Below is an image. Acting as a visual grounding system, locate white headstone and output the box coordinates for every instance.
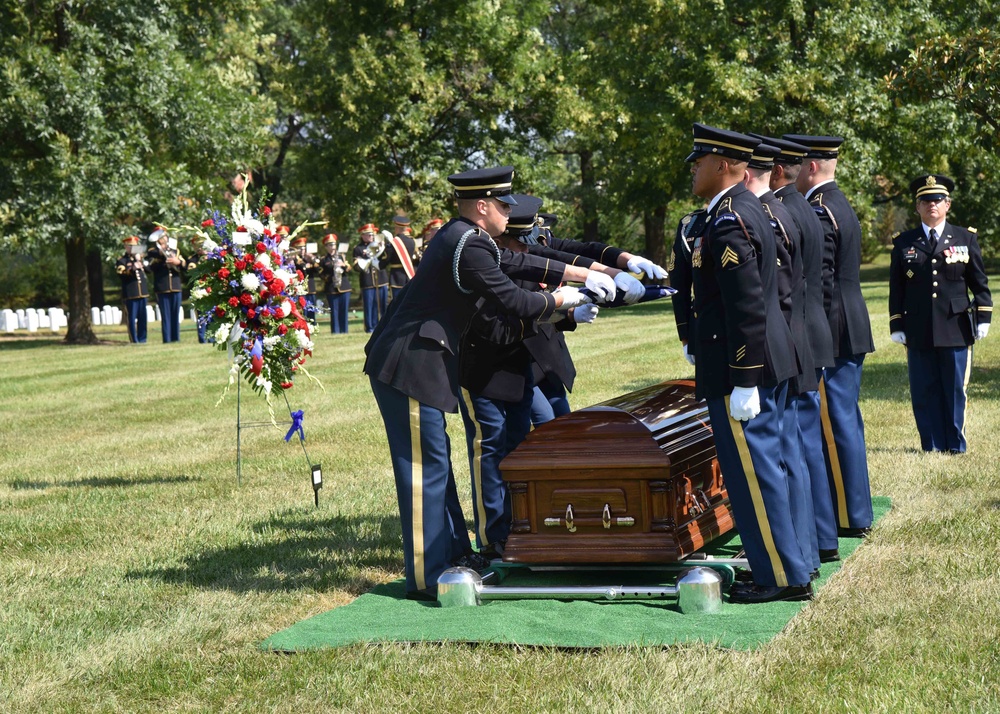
[1,309,14,332]
[154,304,162,322]
[16,309,26,329]
[177,306,185,323]
[190,307,197,321]
[101,305,114,326]
[25,310,39,332]
[91,306,101,324]
[36,309,50,329]
[146,304,157,322]
[48,308,61,332]
[112,306,122,325]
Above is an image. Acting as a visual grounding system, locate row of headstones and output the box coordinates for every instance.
[0,306,188,333]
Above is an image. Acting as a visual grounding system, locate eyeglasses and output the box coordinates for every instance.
[918,196,947,204]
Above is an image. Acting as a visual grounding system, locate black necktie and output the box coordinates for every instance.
[928,227,938,251]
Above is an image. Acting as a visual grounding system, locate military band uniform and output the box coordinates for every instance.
[320,250,352,334]
[364,169,561,599]
[686,125,810,595]
[147,243,186,343]
[115,242,149,344]
[355,241,389,333]
[384,231,417,301]
[292,248,320,325]
[889,176,992,453]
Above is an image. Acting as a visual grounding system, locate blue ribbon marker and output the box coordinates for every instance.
[285,409,305,442]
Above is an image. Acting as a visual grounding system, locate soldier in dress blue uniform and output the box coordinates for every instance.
[354,223,389,333]
[363,166,596,600]
[115,235,149,344]
[745,142,821,577]
[146,228,187,343]
[383,214,418,301]
[319,233,352,334]
[889,174,992,453]
[786,134,876,538]
[759,134,842,563]
[669,207,707,367]
[684,124,812,603]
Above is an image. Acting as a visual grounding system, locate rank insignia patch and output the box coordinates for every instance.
[907,269,914,278]
[720,245,740,268]
[736,345,746,361]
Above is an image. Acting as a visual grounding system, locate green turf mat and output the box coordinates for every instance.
[262,496,890,651]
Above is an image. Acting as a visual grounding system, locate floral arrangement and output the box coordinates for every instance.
[172,187,322,401]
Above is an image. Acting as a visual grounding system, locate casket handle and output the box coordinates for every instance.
[565,503,576,532]
[603,503,612,529]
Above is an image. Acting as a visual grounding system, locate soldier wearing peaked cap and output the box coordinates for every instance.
[354,223,389,332]
[364,165,601,600]
[290,233,319,325]
[319,233,352,334]
[146,227,187,343]
[787,133,875,538]
[115,235,149,344]
[684,123,812,604]
[889,174,991,453]
[383,215,418,301]
[745,141,821,576]
[756,133,841,562]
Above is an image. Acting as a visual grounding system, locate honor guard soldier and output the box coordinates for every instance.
[383,214,418,300]
[746,142,821,576]
[186,235,209,343]
[354,223,389,333]
[115,235,149,344]
[757,134,841,562]
[889,175,992,453]
[669,208,708,367]
[146,227,187,343]
[290,233,319,325]
[364,165,597,600]
[319,233,352,334]
[786,133,876,538]
[684,124,812,603]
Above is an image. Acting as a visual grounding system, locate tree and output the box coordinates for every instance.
[0,1,273,343]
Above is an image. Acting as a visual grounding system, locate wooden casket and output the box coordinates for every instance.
[500,380,733,564]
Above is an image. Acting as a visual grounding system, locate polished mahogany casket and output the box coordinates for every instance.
[500,380,733,564]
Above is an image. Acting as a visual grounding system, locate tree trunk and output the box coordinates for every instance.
[579,149,599,242]
[643,206,667,266]
[87,246,105,308]
[64,235,98,344]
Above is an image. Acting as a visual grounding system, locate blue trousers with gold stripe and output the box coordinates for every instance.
[820,355,874,530]
[797,381,839,551]
[782,392,820,572]
[907,345,971,453]
[707,382,811,588]
[370,377,472,594]
[458,381,533,549]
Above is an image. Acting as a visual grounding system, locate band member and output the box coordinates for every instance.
[146,227,186,343]
[115,235,149,343]
[186,235,209,343]
[889,174,992,453]
[354,224,389,332]
[290,233,319,325]
[320,233,352,334]
[383,214,418,300]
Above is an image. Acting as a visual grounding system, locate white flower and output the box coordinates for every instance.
[263,335,282,348]
[245,218,265,236]
[191,287,208,300]
[277,239,290,254]
[241,273,261,291]
[274,269,294,285]
[214,323,232,343]
[294,329,313,351]
[255,375,272,394]
[255,252,271,268]
[202,237,219,251]
[232,231,252,246]
[280,300,293,317]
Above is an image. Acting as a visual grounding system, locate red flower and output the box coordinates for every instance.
[278,324,288,335]
[235,259,246,271]
[239,321,246,328]
[259,289,269,300]
[269,279,285,294]
[262,206,272,217]
[256,242,267,253]
[247,308,256,319]
[262,269,274,281]
[280,381,293,389]
[273,308,284,319]
[240,293,254,306]
[293,319,307,331]
[214,306,226,317]
[296,270,305,282]
[217,268,230,279]
[201,219,214,228]
[228,297,239,307]
[237,225,246,232]
[298,296,306,308]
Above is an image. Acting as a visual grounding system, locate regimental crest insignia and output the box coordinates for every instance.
[926,175,937,187]
[720,245,740,268]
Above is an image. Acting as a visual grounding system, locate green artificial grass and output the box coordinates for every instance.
[263,498,890,651]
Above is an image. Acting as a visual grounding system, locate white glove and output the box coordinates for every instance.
[370,256,380,270]
[553,285,590,310]
[614,272,646,304]
[890,331,907,346]
[977,323,990,340]
[683,343,695,365]
[380,229,393,242]
[584,270,617,303]
[572,304,599,324]
[729,386,760,422]
[627,256,668,280]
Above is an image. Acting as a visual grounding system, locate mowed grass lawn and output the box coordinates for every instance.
[2,256,1000,713]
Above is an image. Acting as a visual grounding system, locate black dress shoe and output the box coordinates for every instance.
[819,548,840,562]
[405,587,438,602]
[728,583,813,604]
[837,526,871,538]
[810,569,820,582]
[733,568,754,584]
[452,551,492,573]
